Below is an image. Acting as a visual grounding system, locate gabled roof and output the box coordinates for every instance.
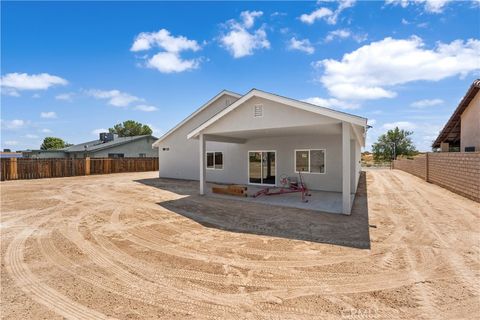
[187,89,368,140]
[66,135,156,152]
[152,90,241,147]
[23,135,156,154]
[432,79,480,148]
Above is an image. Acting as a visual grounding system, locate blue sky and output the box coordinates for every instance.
[1,0,479,151]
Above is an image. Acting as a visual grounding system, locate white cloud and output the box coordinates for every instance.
[220,11,270,58]
[410,98,444,108]
[1,87,20,97]
[385,0,451,13]
[134,104,158,112]
[4,140,19,146]
[302,97,360,110]
[0,73,67,91]
[40,111,57,119]
[367,119,376,126]
[382,121,416,130]
[146,123,163,137]
[25,134,39,139]
[131,28,200,53]
[91,128,108,136]
[325,29,351,42]
[131,29,202,73]
[300,0,356,25]
[316,36,480,100]
[86,89,142,107]
[300,7,333,24]
[401,18,410,25]
[55,92,75,101]
[288,37,315,54]
[32,93,41,99]
[40,128,52,133]
[147,52,200,73]
[240,10,264,28]
[1,119,26,130]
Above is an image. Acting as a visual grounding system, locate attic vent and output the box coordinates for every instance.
[254,104,263,118]
[225,98,231,106]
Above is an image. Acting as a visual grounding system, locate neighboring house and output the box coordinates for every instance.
[153,89,367,214]
[22,133,158,158]
[433,79,480,152]
[0,151,22,158]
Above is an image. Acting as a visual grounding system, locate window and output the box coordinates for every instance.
[206,152,223,170]
[139,153,146,158]
[108,153,124,158]
[295,149,325,174]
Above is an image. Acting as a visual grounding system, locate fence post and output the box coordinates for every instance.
[9,158,18,180]
[425,152,429,182]
[85,157,90,175]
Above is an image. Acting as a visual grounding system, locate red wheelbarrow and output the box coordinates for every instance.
[252,172,311,202]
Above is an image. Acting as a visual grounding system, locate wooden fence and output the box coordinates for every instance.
[0,157,158,181]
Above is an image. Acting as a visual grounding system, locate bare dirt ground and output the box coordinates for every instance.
[1,169,479,319]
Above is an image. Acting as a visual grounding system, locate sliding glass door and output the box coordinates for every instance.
[248,151,276,185]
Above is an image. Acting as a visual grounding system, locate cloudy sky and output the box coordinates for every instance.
[1,1,479,151]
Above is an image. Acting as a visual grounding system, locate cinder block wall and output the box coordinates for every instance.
[393,155,426,180]
[427,152,480,202]
[393,152,480,202]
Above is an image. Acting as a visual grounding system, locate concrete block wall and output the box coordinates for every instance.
[393,155,426,180]
[393,152,480,202]
[427,152,480,202]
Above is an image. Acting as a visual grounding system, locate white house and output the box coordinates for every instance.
[153,89,367,214]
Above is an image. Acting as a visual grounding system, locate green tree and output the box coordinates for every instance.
[372,127,417,162]
[109,120,152,137]
[40,137,70,150]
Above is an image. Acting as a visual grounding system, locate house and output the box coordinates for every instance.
[432,79,480,152]
[22,133,158,159]
[153,89,367,214]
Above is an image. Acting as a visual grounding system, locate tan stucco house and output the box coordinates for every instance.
[153,89,368,214]
[433,79,480,152]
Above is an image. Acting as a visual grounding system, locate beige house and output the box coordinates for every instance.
[433,79,480,152]
[153,89,368,214]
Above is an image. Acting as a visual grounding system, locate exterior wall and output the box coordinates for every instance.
[22,151,67,158]
[204,134,344,192]
[90,136,158,158]
[393,155,426,180]
[461,93,480,152]
[393,152,479,202]
[427,152,479,202]
[157,93,240,180]
[204,96,339,135]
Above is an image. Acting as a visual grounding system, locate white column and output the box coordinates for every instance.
[199,133,206,195]
[342,122,351,214]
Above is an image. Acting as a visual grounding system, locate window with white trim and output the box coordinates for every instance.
[295,149,325,174]
[207,152,223,169]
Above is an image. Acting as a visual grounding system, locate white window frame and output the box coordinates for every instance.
[206,151,224,170]
[294,149,326,174]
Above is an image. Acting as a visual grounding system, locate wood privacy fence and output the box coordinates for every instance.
[0,157,159,181]
[393,152,480,202]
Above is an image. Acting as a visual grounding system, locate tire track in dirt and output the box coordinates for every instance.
[5,215,112,320]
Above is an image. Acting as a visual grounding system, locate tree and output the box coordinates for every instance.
[372,127,417,162]
[40,137,70,150]
[109,120,152,137]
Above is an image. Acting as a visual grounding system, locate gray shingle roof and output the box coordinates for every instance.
[64,135,154,152]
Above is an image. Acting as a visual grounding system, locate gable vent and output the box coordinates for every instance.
[254,104,263,118]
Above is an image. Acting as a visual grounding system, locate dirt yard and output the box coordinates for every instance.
[1,170,479,319]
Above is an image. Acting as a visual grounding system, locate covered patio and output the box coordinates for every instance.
[186,90,366,215]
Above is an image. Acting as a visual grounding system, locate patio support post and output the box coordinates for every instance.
[342,121,352,214]
[199,133,206,195]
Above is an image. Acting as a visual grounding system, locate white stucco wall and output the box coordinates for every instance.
[157,93,240,180]
[461,92,480,152]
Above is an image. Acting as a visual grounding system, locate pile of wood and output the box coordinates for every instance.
[212,185,248,197]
